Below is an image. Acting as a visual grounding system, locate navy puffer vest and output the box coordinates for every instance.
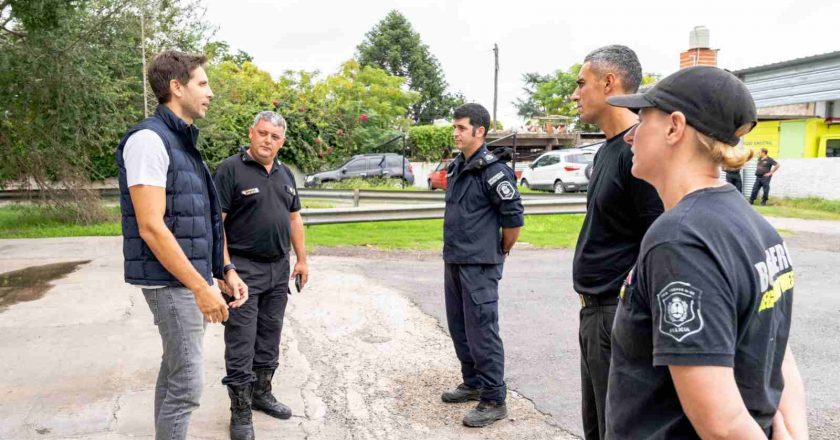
[116,105,224,286]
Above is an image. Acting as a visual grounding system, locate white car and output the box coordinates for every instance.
[519,148,594,193]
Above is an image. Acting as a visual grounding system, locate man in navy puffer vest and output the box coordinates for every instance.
[116,49,249,440]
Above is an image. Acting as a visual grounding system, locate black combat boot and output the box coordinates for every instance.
[441,383,481,403]
[463,400,508,427]
[227,383,255,440]
[252,368,292,419]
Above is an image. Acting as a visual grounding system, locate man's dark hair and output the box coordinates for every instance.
[453,103,491,136]
[584,45,643,93]
[148,50,208,104]
[760,147,768,154]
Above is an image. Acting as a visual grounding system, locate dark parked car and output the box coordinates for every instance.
[304,153,415,187]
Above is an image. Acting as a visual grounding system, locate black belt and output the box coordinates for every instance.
[229,249,286,263]
[578,293,619,308]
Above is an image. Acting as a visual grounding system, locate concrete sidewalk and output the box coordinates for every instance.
[0,237,572,440]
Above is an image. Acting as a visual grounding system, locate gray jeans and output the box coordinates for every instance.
[142,287,206,440]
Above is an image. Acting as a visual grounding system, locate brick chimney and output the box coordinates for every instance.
[680,26,718,68]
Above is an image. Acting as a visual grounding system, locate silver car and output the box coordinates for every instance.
[519,148,594,193]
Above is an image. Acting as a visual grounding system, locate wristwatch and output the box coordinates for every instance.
[223,263,237,274]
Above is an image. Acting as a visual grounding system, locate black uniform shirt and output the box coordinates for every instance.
[755,156,778,176]
[573,128,664,296]
[213,148,301,261]
[606,185,793,439]
[443,144,524,264]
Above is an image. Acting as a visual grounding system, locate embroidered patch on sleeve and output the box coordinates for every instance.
[657,282,703,342]
[496,181,516,200]
[487,171,505,186]
[285,185,296,196]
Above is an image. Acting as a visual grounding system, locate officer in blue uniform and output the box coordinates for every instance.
[440,103,524,428]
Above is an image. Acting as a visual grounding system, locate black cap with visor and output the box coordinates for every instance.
[607,66,757,145]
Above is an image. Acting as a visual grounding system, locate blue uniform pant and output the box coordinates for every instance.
[444,263,506,403]
[222,254,290,387]
[750,175,771,204]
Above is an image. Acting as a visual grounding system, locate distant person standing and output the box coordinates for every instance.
[750,148,780,205]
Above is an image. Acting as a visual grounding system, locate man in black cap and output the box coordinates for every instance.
[569,45,664,440]
[605,65,807,440]
[213,111,309,440]
[750,148,780,205]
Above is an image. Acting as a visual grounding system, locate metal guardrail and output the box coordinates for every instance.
[298,188,578,203]
[0,187,579,202]
[0,188,587,225]
[0,188,120,200]
[300,198,587,225]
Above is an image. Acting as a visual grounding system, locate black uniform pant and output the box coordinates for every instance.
[222,254,290,387]
[725,171,743,193]
[579,295,618,440]
[750,175,771,205]
[444,263,506,403]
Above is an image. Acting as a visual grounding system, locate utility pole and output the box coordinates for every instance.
[492,43,499,131]
[140,8,149,118]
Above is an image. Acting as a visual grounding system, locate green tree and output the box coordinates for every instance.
[514,65,661,133]
[199,59,417,174]
[356,10,462,124]
[0,0,210,222]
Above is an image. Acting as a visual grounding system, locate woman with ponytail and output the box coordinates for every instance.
[601,66,808,440]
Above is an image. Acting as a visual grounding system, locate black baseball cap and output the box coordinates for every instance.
[607,66,757,145]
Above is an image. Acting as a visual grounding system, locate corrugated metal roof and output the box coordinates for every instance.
[735,51,840,108]
[733,50,840,75]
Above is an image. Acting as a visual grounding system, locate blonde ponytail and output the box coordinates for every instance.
[694,123,755,169]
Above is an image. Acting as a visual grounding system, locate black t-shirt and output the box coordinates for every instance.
[572,128,664,296]
[213,149,301,261]
[755,156,778,176]
[606,185,794,439]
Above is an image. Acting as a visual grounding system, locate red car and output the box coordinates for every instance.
[428,158,453,190]
[427,158,523,191]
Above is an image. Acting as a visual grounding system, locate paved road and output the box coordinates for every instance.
[349,226,840,439]
[0,238,571,440]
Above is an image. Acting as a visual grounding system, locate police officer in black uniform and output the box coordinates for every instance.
[213,111,310,440]
[750,148,781,205]
[605,66,807,439]
[440,103,524,428]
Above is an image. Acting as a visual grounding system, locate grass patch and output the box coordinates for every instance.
[754,197,840,221]
[0,204,121,239]
[306,214,585,250]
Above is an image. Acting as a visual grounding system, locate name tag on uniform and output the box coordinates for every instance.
[487,171,505,186]
[241,188,259,196]
[285,185,296,196]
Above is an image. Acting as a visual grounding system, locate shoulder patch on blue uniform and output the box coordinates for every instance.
[285,185,296,196]
[487,171,505,186]
[484,153,494,161]
[496,181,516,200]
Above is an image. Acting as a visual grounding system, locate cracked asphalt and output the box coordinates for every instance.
[0,237,571,439]
[0,216,836,439]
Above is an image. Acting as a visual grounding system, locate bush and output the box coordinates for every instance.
[318,177,407,190]
[408,125,453,161]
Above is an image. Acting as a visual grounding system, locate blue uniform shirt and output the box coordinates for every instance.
[443,144,525,264]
